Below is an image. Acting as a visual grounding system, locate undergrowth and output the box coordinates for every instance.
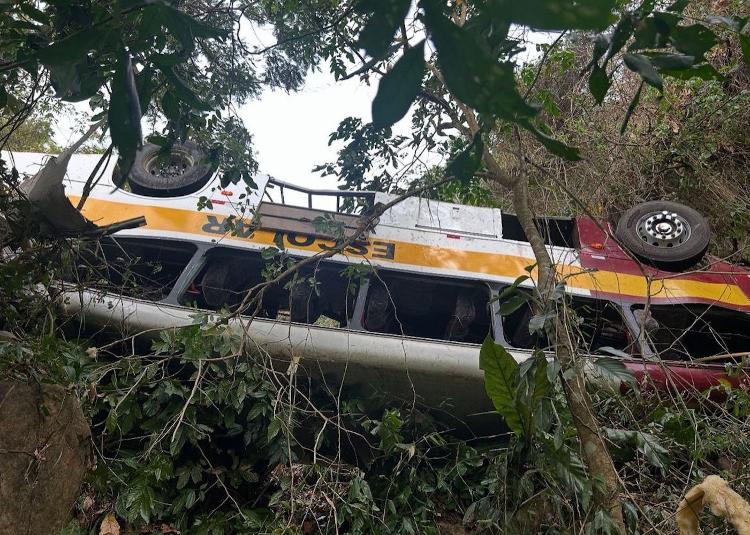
[3,311,750,535]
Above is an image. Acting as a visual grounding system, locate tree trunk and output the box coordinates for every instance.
[510,177,626,533]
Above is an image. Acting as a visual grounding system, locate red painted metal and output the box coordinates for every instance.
[622,359,750,399]
[575,216,750,310]
[575,215,750,397]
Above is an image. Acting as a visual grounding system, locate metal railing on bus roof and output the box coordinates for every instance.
[263,177,375,214]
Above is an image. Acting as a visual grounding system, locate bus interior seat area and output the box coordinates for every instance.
[184,248,358,328]
[634,304,750,360]
[362,272,491,343]
[76,238,196,300]
[75,238,750,362]
[183,248,492,343]
[502,294,636,356]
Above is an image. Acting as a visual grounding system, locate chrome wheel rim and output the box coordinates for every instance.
[636,210,691,248]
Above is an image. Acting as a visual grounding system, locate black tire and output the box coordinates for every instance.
[615,200,711,270]
[120,142,216,197]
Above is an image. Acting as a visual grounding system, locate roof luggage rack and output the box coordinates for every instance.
[257,178,376,239]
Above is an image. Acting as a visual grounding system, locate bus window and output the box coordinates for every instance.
[502,293,634,356]
[76,238,196,300]
[571,299,634,356]
[183,248,359,327]
[501,295,545,350]
[634,304,750,360]
[363,271,491,343]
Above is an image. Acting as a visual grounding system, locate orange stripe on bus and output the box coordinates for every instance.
[72,197,750,308]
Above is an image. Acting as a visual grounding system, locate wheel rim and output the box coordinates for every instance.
[144,150,193,183]
[635,210,691,248]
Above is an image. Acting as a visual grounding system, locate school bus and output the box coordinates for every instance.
[14,144,750,425]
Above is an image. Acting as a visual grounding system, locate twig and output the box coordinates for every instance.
[170,358,204,445]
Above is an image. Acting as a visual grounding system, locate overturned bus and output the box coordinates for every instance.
[13,144,750,424]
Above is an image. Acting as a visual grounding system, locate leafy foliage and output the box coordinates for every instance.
[3,1,750,534]
[372,40,426,129]
[0,0,353,187]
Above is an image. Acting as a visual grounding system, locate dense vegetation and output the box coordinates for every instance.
[1,0,750,533]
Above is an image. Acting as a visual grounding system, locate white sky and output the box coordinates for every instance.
[236,28,554,190]
[239,68,378,189]
[52,25,554,192]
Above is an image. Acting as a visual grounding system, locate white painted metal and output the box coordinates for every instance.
[60,288,522,419]
[5,150,268,216]
[8,151,588,293]
[59,289,614,420]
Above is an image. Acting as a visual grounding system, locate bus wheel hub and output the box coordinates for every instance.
[637,211,691,248]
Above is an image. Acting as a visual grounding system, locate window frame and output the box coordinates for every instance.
[492,283,641,358]
[628,302,750,361]
[179,244,365,328]
[74,235,203,304]
[355,267,496,345]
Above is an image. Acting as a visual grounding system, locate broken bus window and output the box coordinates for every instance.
[75,238,196,300]
[363,270,491,343]
[183,247,359,328]
[634,304,750,360]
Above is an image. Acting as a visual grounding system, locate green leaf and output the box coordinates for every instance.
[356,0,411,59]
[19,3,49,24]
[605,429,669,471]
[624,53,663,90]
[498,293,529,316]
[48,60,104,102]
[528,311,554,335]
[488,0,617,31]
[604,13,635,63]
[630,13,678,51]
[151,52,185,66]
[0,86,6,109]
[670,24,717,60]
[423,2,537,121]
[740,34,750,71]
[592,357,636,386]
[106,408,118,433]
[157,64,211,111]
[446,132,484,183]
[498,275,530,301]
[646,53,695,70]
[589,64,610,104]
[372,40,425,129]
[153,3,227,53]
[636,431,669,471]
[542,439,592,509]
[479,336,521,434]
[620,81,644,135]
[666,0,689,12]
[36,26,111,66]
[136,67,155,112]
[522,121,581,160]
[546,359,561,383]
[530,352,550,408]
[267,418,281,442]
[161,90,180,121]
[586,33,610,70]
[109,50,143,178]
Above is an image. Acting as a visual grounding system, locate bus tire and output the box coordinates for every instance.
[121,142,216,197]
[615,200,711,270]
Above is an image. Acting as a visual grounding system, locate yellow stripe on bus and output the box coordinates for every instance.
[72,197,750,308]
